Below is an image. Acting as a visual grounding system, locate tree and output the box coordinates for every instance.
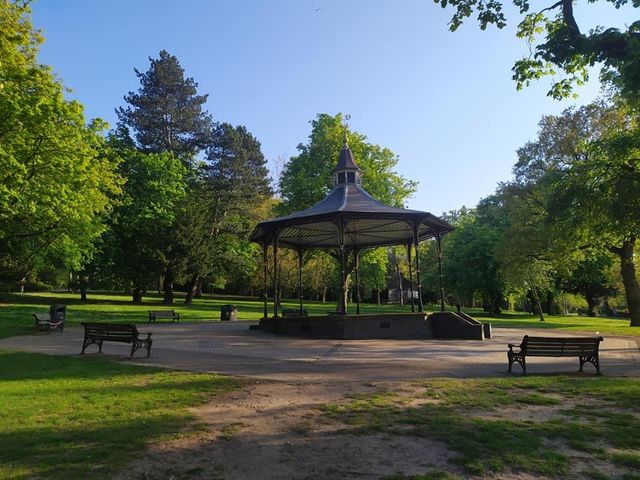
[100,147,187,302]
[511,100,640,325]
[177,123,273,304]
[0,0,120,284]
[116,50,213,163]
[303,253,337,302]
[359,249,389,305]
[279,113,416,215]
[447,201,509,314]
[560,249,617,317]
[116,50,216,303]
[436,0,640,100]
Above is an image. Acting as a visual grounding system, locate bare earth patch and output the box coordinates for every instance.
[116,380,460,480]
[117,379,640,480]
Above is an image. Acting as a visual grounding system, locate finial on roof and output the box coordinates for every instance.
[342,114,351,148]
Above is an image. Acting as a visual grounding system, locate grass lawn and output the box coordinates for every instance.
[469,308,640,337]
[1,291,639,339]
[323,376,640,479]
[0,291,416,339]
[0,350,242,480]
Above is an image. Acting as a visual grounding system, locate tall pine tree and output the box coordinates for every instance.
[116,50,213,164]
[116,50,214,304]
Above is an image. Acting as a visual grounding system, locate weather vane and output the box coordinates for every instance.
[342,114,351,142]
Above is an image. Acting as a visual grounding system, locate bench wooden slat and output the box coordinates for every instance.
[148,310,180,323]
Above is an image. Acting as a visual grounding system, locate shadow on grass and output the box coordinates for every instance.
[0,351,242,480]
[0,415,190,479]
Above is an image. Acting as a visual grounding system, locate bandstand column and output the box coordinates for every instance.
[413,224,424,312]
[262,242,268,319]
[338,219,347,315]
[355,247,361,314]
[407,241,415,313]
[436,231,445,312]
[272,232,279,318]
[297,248,304,316]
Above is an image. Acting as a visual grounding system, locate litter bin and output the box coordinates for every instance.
[49,304,67,323]
[220,305,238,321]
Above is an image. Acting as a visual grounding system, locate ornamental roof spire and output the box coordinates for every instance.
[333,132,361,186]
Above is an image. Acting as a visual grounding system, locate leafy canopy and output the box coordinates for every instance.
[0,0,120,280]
[278,113,417,215]
[436,0,640,100]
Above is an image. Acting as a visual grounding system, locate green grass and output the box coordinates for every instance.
[0,350,243,480]
[1,291,639,340]
[470,308,640,336]
[0,291,417,339]
[322,377,640,478]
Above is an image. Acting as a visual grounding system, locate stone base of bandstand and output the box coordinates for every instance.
[257,312,433,339]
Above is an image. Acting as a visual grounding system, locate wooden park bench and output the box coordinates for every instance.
[508,335,603,375]
[33,304,67,332]
[81,323,152,359]
[148,310,180,323]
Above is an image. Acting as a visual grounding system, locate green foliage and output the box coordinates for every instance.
[359,248,389,300]
[0,351,241,479]
[559,249,618,315]
[0,0,120,283]
[98,146,187,295]
[422,205,508,313]
[278,113,416,215]
[116,49,213,162]
[436,0,640,100]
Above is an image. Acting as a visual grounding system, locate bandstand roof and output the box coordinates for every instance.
[249,140,453,249]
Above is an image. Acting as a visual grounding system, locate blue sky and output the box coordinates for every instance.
[32,0,633,214]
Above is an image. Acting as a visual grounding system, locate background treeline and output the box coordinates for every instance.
[1,2,638,326]
[419,100,640,325]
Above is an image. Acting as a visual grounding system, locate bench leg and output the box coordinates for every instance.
[130,342,138,359]
[81,338,100,354]
[146,340,152,358]
[580,354,601,375]
[508,352,526,374]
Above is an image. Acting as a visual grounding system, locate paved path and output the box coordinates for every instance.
[1,321,638,381]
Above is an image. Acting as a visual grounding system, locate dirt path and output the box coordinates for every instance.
[117,380,458,480]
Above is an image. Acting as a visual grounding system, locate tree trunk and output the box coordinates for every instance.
[321,286,327,303]
[531,288,545,322]
[611,238,640,326]
[132,287,143,304]
[184,274,199,305]
[195,277,203,298]
[163,269,174,305]
[586,292,598,317]
[79,277,88,302]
